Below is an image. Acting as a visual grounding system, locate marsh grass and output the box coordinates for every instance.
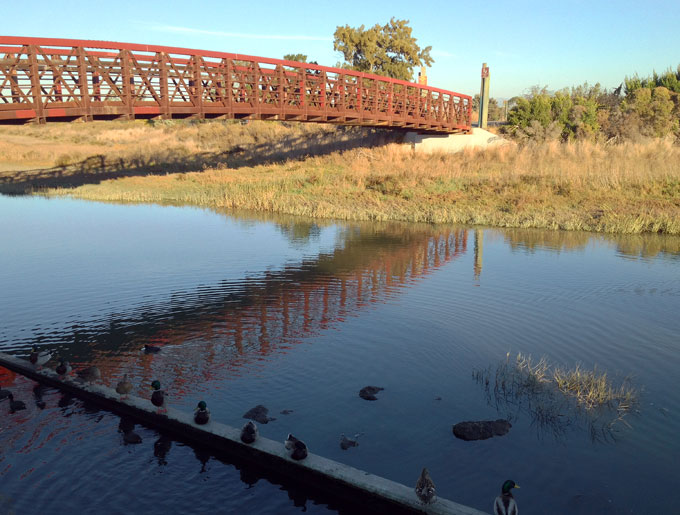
[473,353,639,442]
[2,121,680,235]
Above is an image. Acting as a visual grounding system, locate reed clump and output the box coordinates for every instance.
[553,365,637,411]
[2,120,680,235]
[474,353,639,441]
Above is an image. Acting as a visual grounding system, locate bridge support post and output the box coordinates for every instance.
[28,45,45,123]
[159,52,169,119]
[478,63,490,129]
[77,47,92,121]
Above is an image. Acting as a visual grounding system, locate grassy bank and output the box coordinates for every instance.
[2,121,679,234]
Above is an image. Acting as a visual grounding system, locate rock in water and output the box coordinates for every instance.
[452,419,512,441]
[359,386,384,401]
[243,404,276,424]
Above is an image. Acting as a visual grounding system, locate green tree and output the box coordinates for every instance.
[333,18,433,81]
[625,86,676,137]
[283,54,308,63]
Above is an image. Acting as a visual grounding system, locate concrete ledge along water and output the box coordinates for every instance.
[0,352,488,515]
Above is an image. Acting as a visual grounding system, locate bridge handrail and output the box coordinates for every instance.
[0,36,472,132]
[0,36,467,96]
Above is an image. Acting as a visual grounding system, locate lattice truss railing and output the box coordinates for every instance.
[0,37,472,133]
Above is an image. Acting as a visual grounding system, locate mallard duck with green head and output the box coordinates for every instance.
[150,380,166,413]
[494,480,520,515]
[194,401,210,425]
[29,345,51,369]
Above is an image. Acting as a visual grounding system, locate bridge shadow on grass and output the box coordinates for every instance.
[0,126,403,195]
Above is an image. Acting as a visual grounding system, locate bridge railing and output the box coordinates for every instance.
[0,37,471,133]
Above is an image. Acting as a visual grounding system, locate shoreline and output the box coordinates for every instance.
[2,121,679,236]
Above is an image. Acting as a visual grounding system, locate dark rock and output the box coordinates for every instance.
[452,419,512,441]
[280,409,294,415]
[359,386,384,401]
[243,404,276,424]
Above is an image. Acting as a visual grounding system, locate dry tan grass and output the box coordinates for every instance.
[2,120,679,234]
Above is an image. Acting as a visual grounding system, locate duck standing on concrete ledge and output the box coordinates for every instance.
[56,358,72,376]
[415,468,436,504]
[284,434,308,460]
[241,421,258,443]
[494,480,520,515]
[76,366,101,384]
[150,380,167,413]
[194,401,210,425]
[116,374,133,400]
[29,346,51,369]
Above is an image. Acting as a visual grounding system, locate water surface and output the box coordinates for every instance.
[1,196,679,514]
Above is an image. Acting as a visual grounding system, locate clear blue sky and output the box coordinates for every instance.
[3,0,679,99]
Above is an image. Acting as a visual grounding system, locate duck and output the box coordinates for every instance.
[339,433,360,450]
[7,393,26,413]
[143,344,162,354]
[415,467,436,504]
[150,380,166,413]
[194,401,210,425]
[240,421,258,444]
[55,358,72,376]
[76,366,101,383]
[493,480,520,515]
[115,374,133,400]
[284,434,308,460]
[29,346,51,369]
[0,389,11,401]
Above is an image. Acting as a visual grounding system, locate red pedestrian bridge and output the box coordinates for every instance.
[0,36,472,133]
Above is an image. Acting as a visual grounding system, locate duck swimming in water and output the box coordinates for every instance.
[494,480,520,515]
[29,346,51,369]
[240,421,258,444]
[7,393,26,413]
[415,468,436,504]
[116,374,133,400]
[143,345,162,354]
[194,401,210,425]
[150,380,166,413]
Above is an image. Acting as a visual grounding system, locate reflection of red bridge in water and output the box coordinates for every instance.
[90,228,469,397]
[0,37,471,134]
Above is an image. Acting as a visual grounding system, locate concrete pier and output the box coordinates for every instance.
[0,352,488,515]
[404,128,512,154]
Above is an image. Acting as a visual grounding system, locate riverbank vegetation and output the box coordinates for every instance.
[1,119,679,235]
[501,65,680,143]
